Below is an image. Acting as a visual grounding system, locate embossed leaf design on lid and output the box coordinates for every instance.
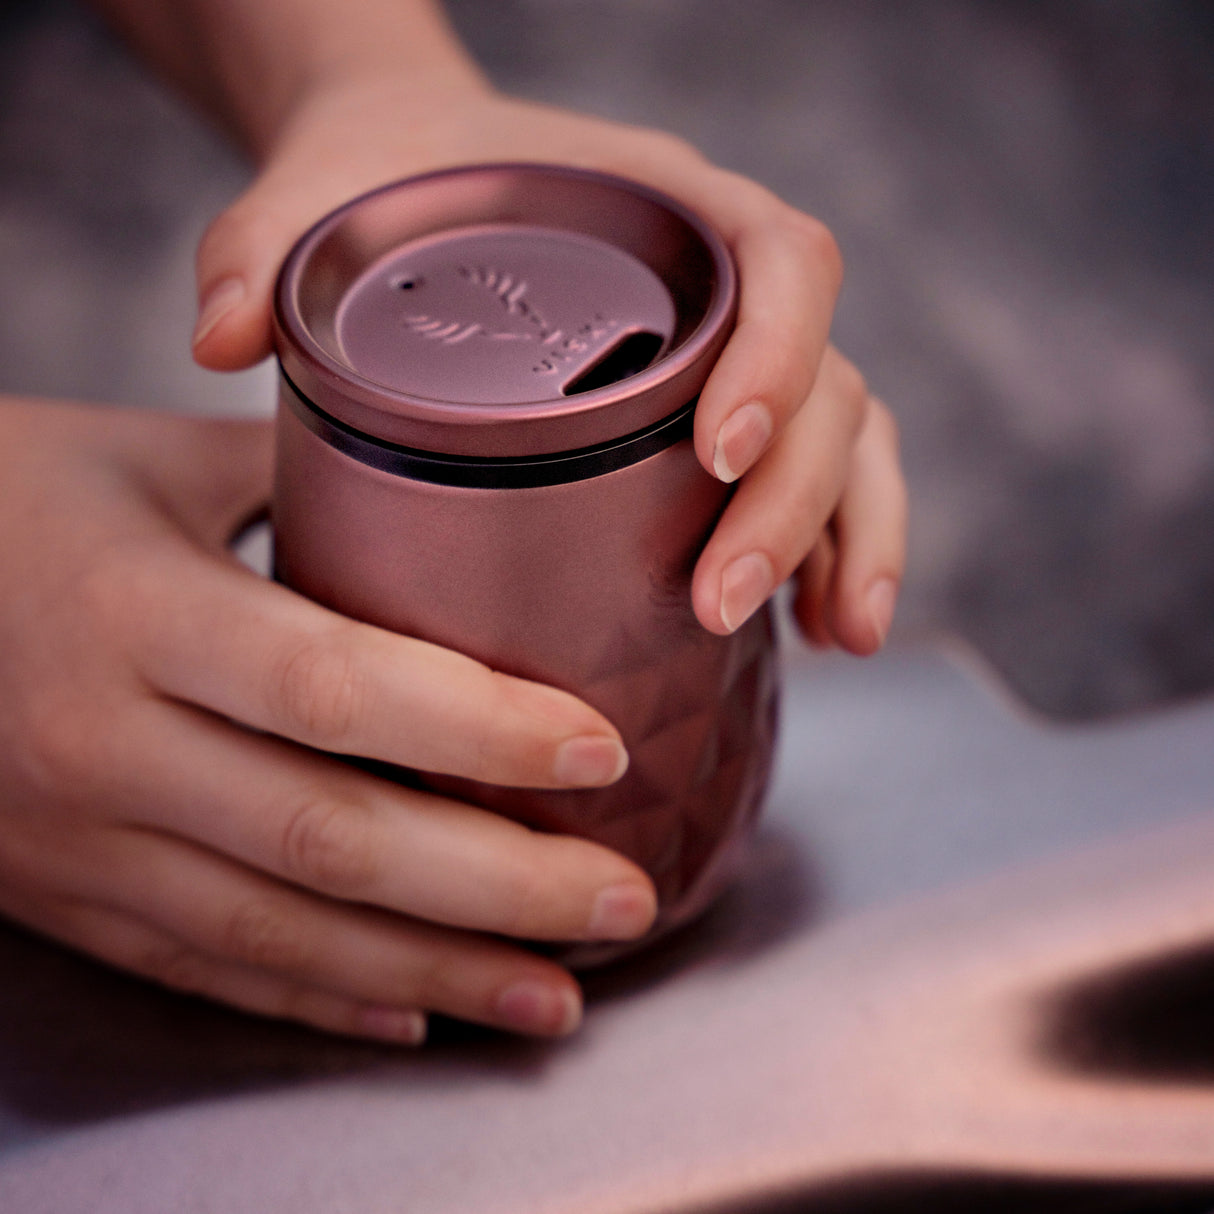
[336,224,676,406]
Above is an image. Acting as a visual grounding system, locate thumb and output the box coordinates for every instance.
[191,182,312,372]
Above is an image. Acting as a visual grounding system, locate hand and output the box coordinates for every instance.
[0,396,656,1042]
[190,78,907,651]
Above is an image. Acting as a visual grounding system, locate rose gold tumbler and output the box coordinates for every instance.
[272,164,778,959]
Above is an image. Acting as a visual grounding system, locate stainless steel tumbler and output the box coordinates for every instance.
[272,164,778,958]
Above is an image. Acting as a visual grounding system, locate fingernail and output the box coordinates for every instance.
[588,883,656,940]
[719,551,775,633]
[494,981,582,1036]
[866,576,899,648]
[712,401,773,483]
[357,1006,428,1045]
[192,277,245,349]
[553,735,629,787]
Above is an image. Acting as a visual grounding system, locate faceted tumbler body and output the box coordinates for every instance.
[272,164,780,956]
[273,396,778,947]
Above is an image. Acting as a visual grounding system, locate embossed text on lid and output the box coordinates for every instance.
[335,224,676,406]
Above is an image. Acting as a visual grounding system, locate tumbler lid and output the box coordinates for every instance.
[274,164,736,458]
[337,224,676,407]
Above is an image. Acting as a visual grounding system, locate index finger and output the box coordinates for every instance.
[696,187,842,484]
[119,543,629,791]
[626,161,843,484]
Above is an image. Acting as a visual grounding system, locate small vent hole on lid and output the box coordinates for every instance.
[563,331,665,396]
[393,276,423,291]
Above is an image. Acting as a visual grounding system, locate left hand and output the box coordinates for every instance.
[190,76,906,652]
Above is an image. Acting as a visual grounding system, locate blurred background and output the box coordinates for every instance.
[2,0,1212,720]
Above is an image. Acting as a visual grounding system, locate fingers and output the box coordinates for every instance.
[692,346,858,630]
[692,349,905,651]
[188,101,903,658]
[29,676,652,1041]
[690,180,843,485]
[190,88,419,372]
[794,397,907,654]
[191,197,294,370]
[676,168,905,652]
[0,398,655,1043]
[190,105,349,371]
[58,840,584,1039]
[120,544,629,791]
[63,907,430,1044]
[576,151,844,491]
[105,697,656,944]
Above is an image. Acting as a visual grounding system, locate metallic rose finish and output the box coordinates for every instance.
[335,224,678,406]
[272,164,778,956]
[275,163,734,457]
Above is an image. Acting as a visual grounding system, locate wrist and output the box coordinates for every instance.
[90,0,492,163]
[249,0,494,160]
[258,66,499,185]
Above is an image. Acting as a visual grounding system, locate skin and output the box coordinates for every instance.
[0,0,907,1043]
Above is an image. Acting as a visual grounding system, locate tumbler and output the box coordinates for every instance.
[272,164,779,958]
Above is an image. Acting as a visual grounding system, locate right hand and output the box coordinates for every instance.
[0,395,655,1043]
[193,81,906,654]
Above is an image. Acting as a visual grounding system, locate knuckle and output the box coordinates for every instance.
[222,898,306,973]
[632,126,703,167]
[474,672,556,782]
[279,793,377,894]
[72,542,151,644]
[274,986,343,1036]
[15,695,76,791]
[780,210,844,288]
[195,212,233,271]
[365,936,446,1010]
[406,950,449,1002]
[659,132,702,166]
[195,202,268,274]
[141,943,210,996]
[272,631,365,748]
[799,480,842,545]
[837,355,869,405]
[72,549,123,622]
[782,460,847,553]
[868,396,902,453]
[494,868,551,938]
[836,362,871,440]
[810,349,869,450]
[16,693,112,801]
[492,839,584,938]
